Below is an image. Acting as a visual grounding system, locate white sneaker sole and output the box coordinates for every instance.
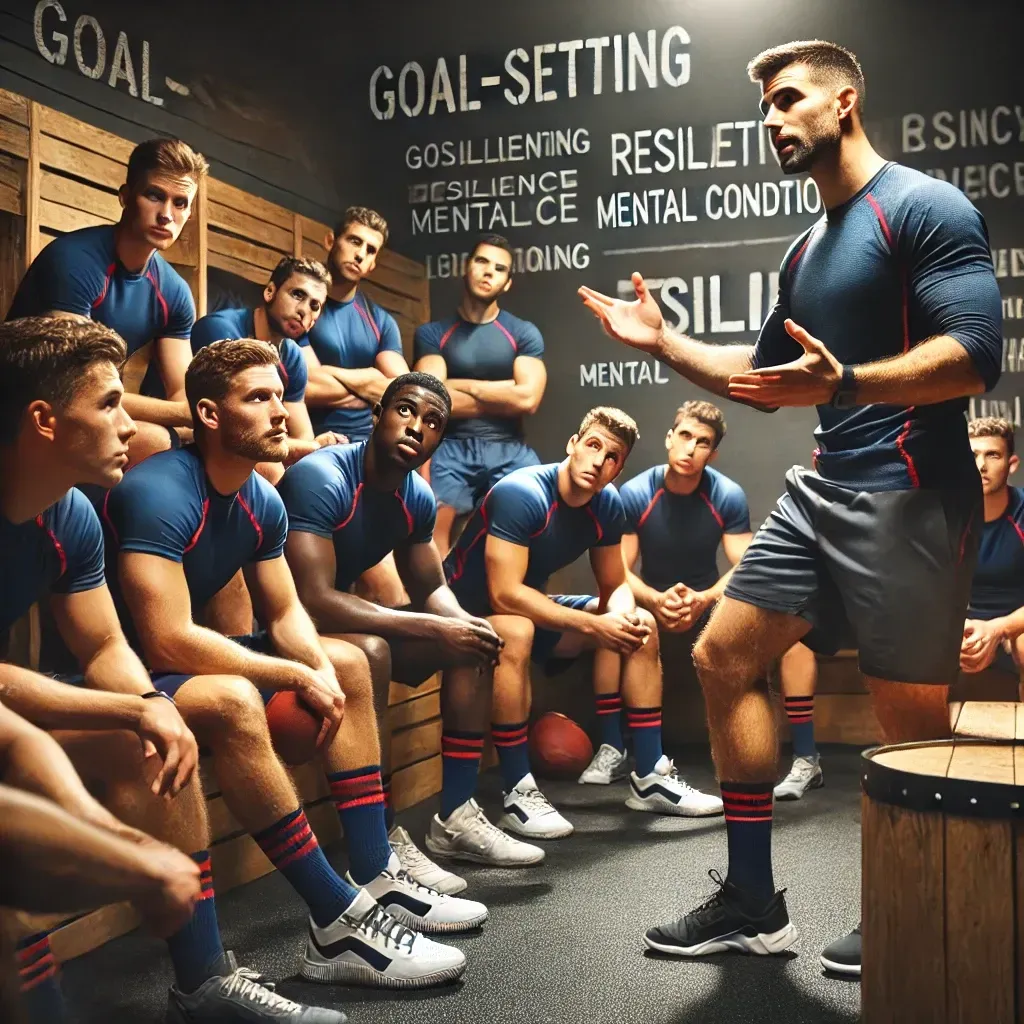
[625,794,724,818]
[578,769,630,785]
[300,952,466,989]
[499,812,574,839]
[644,921,799,957]
[383,902,488,934]
[425,834,546,867]
[774,773,825,801]
[819,953,861,976]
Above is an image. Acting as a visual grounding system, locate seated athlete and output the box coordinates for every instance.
[301,206,412,607]
[445,406,716,838]
[100,340,483,989]
[7,139,207,466]
[961,417,1024,696]
[279,372,543,884]
[413,233,546,554]
[0,316,345,1023]
[189,255,345,485]
[618,401,819,802]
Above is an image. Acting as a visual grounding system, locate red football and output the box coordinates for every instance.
[266,690,329,766]
[529,712,594,778]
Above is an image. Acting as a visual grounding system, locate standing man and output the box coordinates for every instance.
[579,39,1001,973]
[301,206,411,604]
[616,401,821,800]
[445,407,722,839]
[280,372,543,885]
[960,417,1024,691]
[413,234,546,554]
[189,255,345,483]
[7,139,207,465]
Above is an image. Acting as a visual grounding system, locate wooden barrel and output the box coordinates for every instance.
[861,702,1024,1024]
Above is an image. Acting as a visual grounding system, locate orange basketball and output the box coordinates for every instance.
[266,691,329,766]
[529,712,594,778]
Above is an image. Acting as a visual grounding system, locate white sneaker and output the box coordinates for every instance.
[389,824,467,895]
[300,889,466,989]
[774,754,824,801]
[499,773,574,839]
[578,743,630,785]
[626,755,724,817]
[426,798,545,866]
[354,851,488,934]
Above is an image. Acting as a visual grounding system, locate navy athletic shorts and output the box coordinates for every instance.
[531,594,598,665]
[431,437,540,514]
[150,631,276,703]
[724,466,981,685]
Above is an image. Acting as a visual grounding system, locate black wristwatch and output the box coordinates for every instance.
[831,364,858,409]
[141,690,176,705]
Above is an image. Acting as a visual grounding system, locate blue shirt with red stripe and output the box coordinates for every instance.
[0,488,105,638]
[7,225,195,398]
[968,487,1024,620]
[413,309,544,441]
[190,306,308,403]
[301,293,403,439]
[278,441,435,591]
[754,162,1002,493]
[620,465,750,593]
[444,462,625,616]
[99,446,287,648]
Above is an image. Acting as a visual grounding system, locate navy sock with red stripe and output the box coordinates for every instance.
[595,693,625,752]
[165,852,227,994]
[382,771,395,830]
[626,706,663,776]
[721,782,775,901]
[784,695,817,757]
[254,808,358,928]
[492,720,531,791]
[440,729,484,818]
[15,932,66,1023]
[328,765,391,886]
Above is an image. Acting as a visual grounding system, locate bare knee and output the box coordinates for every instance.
[490,615,534,664]
[183,675,270,744]
[693,629,755,692]
[633,607,660,657]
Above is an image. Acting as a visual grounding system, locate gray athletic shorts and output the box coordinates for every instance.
[724,466,981,685]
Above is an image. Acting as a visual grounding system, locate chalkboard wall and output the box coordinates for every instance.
[2,0,1022,589]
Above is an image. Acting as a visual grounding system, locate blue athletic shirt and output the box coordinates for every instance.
[413,309,544,441]
[301,293,403,438]
[278,441,436,591]
[754,162,1002,493]
[99,446,287,648]
[0,489,106,636]
[444,462,625,616]
[620,465,750,593]
[968,487,1024,620]
[190,307,308,404]
[7,225,195,398]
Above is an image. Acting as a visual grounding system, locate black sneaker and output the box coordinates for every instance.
[644,870,799,956]
[820,923,861,976]
[166,951,347,1022]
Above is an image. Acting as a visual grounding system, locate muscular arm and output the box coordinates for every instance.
[851,335,987,405]
[412,354,480,418]
[656,330,757,399]
[300,346,371,409]
[590,543,636,614]
[285,400,315,443]
[121,392,192,428]
[447,356,547,417]
[486,536,599,632]
[322,350,411,404]
[286,530,448,639]
[154,337,194,404]
[395,539,473,620]
[705,531,754,601]
[620,533,663,612]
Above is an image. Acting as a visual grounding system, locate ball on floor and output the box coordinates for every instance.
[529,712,594,778]
[266,690,328,765]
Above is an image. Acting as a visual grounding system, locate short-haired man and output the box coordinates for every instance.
[413,234,546,554]
[617,401,820,801]
[0,317,344,1023]
[189,255,344,484]
[280,372,542,883]
[580,39,1001,975]
[101,341,480,991]
[7,139,208,465]
[445,407,719,838]
[961,418,1024,692]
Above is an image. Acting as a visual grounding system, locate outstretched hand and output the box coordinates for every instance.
[727,320,843,408]
[578,272,665,353]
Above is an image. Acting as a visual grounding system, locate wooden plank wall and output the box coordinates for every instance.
[0,85,441,962]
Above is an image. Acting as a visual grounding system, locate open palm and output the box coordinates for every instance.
[578,272,664,353]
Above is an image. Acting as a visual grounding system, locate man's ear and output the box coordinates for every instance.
[565,433,579,456]
[836,84,859,124]
[263,281,276,306]
[323,230,336,253]
[372,402,383,422]
[708,448,719,465]
[117,183,129,211]
[195,398,219,432]
[27,400,57,442]
[1011,453,1020,476]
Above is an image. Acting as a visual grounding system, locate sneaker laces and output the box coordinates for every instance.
[352,902,417,953]
[591,745,625,773]
[468,804,517,844]
[513,787,558,815]
[390,867,448,901]
[391,837,443,876]
[222,967,304,1013]
[656,758,700,795]
[785,757,819,783]
[686,869,731,923]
